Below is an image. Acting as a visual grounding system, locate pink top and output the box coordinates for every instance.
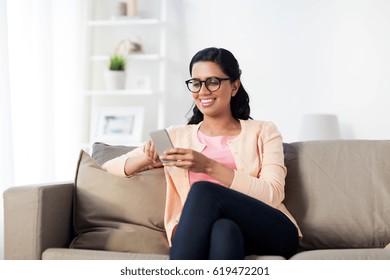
[189,131,237,187]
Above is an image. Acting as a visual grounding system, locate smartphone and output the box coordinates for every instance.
[149,129,174,162]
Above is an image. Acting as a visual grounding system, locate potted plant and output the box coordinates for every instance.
[104,55,127,90]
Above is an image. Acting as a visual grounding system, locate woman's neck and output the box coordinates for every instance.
[200,116,241,136]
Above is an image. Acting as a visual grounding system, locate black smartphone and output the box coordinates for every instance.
[149,129,174,162]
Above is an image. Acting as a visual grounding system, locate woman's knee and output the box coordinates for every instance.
[188,181,216,201]
[190,181,224,198]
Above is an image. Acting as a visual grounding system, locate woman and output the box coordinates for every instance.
[103,47,301,259]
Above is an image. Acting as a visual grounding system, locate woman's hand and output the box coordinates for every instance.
[124,139,162,175]
[161,148,235,186]
[160,148,211,173]
[140,139,163,170]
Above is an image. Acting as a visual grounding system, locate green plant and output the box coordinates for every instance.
[108,55,126,71]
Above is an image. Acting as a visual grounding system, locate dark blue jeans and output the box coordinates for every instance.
[169,181,299,260]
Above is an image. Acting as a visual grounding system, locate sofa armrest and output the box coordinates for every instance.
[3,182,74,259]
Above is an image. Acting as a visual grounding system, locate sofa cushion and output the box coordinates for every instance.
[43,248,169,260]
[91,142,134,166]
[290,248,390,260]
[284,140,390,250]
[70,150,169,254]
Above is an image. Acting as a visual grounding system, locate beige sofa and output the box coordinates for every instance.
[3,140,390,260]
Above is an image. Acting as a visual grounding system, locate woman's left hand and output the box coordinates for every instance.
[162,148,235,187]
[160,148,211,173]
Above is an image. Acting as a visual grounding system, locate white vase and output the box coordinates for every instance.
[126,0,137,17]
[104,70,126,90]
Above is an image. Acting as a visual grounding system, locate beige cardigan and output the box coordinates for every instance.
[103,119,301,245]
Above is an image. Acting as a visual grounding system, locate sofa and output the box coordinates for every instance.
[3,140,390,260]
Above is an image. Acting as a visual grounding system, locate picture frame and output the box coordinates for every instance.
[92,106,144,144]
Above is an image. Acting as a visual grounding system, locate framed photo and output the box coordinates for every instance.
[92,106,144,144]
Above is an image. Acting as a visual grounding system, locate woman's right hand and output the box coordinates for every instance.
[124,139,163,176]
[140,139,163,170]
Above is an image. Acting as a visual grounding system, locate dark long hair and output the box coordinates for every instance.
[187,47,251,124]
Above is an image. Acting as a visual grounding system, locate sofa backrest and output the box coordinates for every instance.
[283,140,390,250]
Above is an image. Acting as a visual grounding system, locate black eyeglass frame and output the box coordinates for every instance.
[185,77,233,93]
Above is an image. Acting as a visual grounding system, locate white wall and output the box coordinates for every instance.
[165,0,390,142]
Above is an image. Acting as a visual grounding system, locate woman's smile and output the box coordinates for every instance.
[199,98,216,107]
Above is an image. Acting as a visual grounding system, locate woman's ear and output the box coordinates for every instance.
[231,79,240,97]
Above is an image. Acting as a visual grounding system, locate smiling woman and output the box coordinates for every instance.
[103,47,301,260]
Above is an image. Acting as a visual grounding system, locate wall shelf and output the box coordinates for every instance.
[85,89,154,96]
[82,0,167,148]
[86,18,160,27]
[90,54,162,61]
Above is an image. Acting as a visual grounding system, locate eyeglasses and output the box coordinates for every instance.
[185,77,232,93]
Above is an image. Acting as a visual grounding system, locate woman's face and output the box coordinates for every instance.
[191,61,239,119]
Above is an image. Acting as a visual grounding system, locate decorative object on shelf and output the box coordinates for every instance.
[104,55,127,90]
[93,106,144,144]
[126,0,137,17]
[107,0,139,20]
[115,37,143,56]
[114,2,127,17]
